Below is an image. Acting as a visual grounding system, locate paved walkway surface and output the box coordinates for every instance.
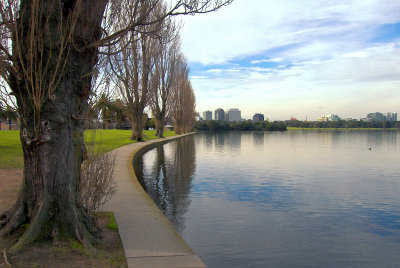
[104,134,205,268]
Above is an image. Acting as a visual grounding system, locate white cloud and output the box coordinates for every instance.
[192,42,400,120]
[180,0,400,120]
[251,58,283,64]
[181,0,400,64]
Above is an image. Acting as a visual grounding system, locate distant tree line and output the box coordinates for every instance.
[194,120,287,131]
[195,119,400,132]
[284,120,400,129]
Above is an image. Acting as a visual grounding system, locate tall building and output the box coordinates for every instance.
[367,112,385,121]
[366,112,398,122]
[386,112,398,122]
[214,108,225,121]
[225,110,230,122]
[253,113,264,122]
[203,110,212,121]
[227,108,241,122]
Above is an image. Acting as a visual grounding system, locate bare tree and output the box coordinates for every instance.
[0,0,232,252]
[171,54,196,134]
[107,2,160,141]
[182,81,196,132]
[150,16,180,138]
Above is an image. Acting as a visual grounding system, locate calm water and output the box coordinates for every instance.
[134,130,400,267]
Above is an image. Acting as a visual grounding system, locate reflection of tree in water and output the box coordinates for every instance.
[135,136,196,233]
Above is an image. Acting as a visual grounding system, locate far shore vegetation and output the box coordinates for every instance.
[194,120,287,131]
[195,119,400,132]
[284,119,400,129]
[287,127,399,130]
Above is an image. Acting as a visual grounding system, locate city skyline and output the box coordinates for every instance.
[180,0,400,121]
[201,108,397,122]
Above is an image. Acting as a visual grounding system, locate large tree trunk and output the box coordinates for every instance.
[131,112,147,141]
[0,0,107,251]
[155,115,165,138]
[157,118,165,138]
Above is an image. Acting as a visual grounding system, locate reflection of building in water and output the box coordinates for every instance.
[253,132,265,146]
[201,132,213,149]
[214,132,226,149]
[214,132,241,153]
[226,132,241,152]
[134,136,196,233]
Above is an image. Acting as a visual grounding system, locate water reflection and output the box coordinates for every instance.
[134,136,196,232]
[252,131,264,147]
[212,132,242,153]
[135,131,400,267]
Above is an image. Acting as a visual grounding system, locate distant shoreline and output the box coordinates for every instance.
[287,127,399,130]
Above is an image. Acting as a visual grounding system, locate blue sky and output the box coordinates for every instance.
[179,0,400,120]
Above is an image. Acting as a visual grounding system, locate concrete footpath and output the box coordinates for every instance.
[103,133,206,268]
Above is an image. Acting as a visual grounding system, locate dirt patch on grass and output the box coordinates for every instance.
[0,169,23,213]
[0,169,127,267]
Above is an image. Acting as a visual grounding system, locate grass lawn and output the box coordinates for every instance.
[0,130,23,169]
[0,129,176,169]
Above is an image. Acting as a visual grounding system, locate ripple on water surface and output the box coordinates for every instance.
[135,131,400,268]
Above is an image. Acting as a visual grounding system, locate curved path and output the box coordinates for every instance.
[103,133,205,268]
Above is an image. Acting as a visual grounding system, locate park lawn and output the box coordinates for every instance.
[0,130,23,169]
[0,129,176,169]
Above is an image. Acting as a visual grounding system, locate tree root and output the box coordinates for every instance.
[1,250,11,268]
[71,206,99,256]
[0,206,27,238]
[1,185,100,256]
[8,199,52,253]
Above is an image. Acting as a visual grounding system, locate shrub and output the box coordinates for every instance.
[80,152,116,222]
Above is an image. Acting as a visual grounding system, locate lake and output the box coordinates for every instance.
[133,130,400,267]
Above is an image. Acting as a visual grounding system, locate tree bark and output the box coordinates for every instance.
[0,0,107,251]
[131,112,147,141]
[156,117,165,138]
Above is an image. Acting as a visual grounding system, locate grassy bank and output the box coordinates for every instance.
[0,129,176,169]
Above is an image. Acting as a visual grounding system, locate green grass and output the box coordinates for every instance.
[0,130,23,169]
[0,129,176,169]
[106,212,118,231]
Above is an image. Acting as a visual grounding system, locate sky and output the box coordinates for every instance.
[179,0,400,121]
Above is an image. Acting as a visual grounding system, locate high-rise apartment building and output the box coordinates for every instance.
[225,110,230,122]
[203,110,212,121]
[367,112,385,121]
[366,112,398,122]
[253,113,264,122]
[227,108,241,122]
[386,112,398,122]
[214,108,225,121]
